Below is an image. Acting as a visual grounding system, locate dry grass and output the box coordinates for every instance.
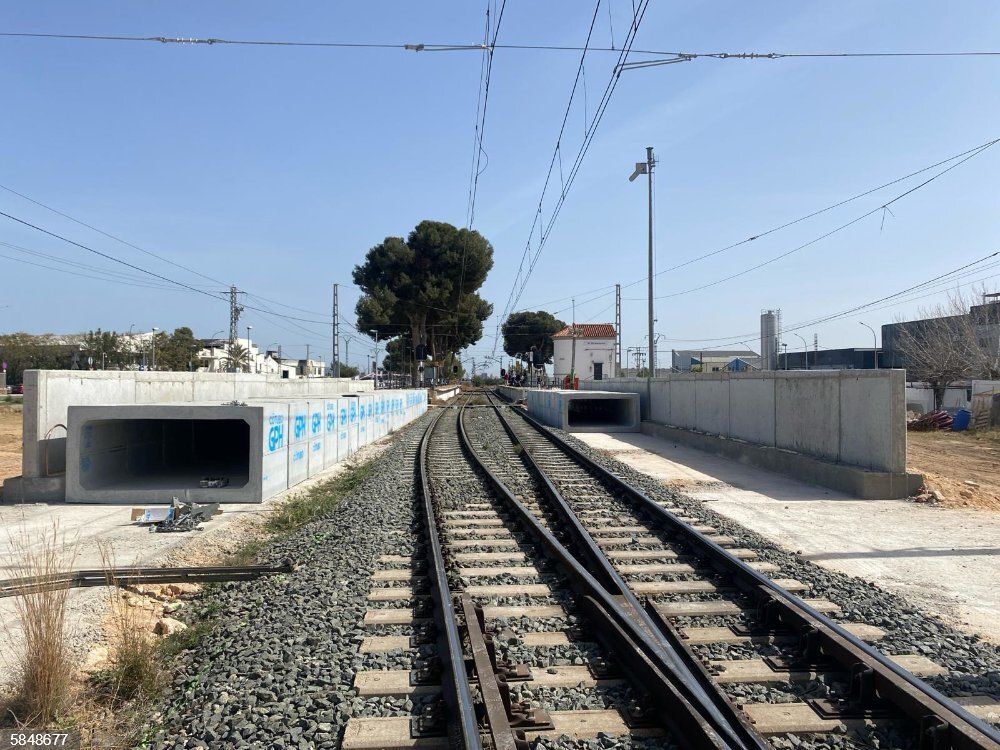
[2,524,77,727]
[89,546,160,704]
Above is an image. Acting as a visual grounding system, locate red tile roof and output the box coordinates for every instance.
[552,324,616,339]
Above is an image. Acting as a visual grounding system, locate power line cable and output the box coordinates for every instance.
[536,136,999,309]
[0,183,227,286]
[625,138,997,301]
[664,250,999,351]
[0,209,343,325]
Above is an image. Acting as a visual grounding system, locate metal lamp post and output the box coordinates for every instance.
[246,326,253,373]
[150,327,160,370]
[792,332,808,370]
[859,321,879,369]
[629,146,656,410]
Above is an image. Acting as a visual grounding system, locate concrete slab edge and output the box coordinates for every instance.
[640,421,922,500]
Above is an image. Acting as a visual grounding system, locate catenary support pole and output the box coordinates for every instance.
[570,298,577,388]
[647,146,655,400]
[333,283,340,378]
[615,282,622,377]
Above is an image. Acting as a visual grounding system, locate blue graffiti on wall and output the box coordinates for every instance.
[340,407,347,426]
[294,414,307,440]
[326,410,336,432]
[312,412,322,435]
[267,414,285,452]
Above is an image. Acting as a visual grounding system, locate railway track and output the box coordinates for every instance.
[476,391,1000,749]
[343,391,1000,749]
[346,398,724,748]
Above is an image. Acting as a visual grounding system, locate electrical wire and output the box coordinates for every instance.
[0,209,343,325]
[466,0,506,229]
[662,250,1000,352]
[539,136,999,309]
[0,183,227,287]
[3,32,997,60]
[631,138,998,301]
[494,0,650,357]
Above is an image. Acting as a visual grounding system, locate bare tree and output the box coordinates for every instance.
[894,289,999,408]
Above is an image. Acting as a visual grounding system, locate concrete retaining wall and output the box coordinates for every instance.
[582,370,906,473]
[20,370,375,480]
[497,385,528,403]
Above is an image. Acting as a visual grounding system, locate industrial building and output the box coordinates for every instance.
[881,298,1000,369]
[670,348,761,372]
[552,324,617,382]
[780,347,881,370]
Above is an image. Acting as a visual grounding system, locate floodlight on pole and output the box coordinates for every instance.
[628,146,656,411]
[628,162,647,182]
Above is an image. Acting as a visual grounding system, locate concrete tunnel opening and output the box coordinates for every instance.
[78,418,251,492]
[566,397,633,429]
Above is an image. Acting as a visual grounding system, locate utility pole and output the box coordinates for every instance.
[332,284,340,378]
[371,330,380,389]
[615,283,621,377]
[570,298,577,389]
[229,285,243,373]
[345,338,350,374]
[646,146,655,385]
[305,344,310,371]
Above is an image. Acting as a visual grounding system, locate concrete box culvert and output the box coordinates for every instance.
[526,390,640,432]
[66,403,287,504]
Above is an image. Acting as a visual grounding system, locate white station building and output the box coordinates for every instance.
[552,324,617,383]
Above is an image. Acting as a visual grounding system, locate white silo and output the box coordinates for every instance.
[760,309,781,371]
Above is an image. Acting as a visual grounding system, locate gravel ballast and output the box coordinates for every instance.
[147,416,431,749]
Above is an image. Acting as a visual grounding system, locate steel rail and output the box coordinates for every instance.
[482,394,766,750]
[0,562,294,597]
[496,391,1000,750]
[416,405,484,749]
[457,399,740,749]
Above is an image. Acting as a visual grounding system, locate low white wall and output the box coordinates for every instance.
[434,385,462,402]
[21,370,376,478]
[904,385,979,413]
[582,370,906,473]
[497,385,528,403]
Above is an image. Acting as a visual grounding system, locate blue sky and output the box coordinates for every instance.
[1,1,997,372]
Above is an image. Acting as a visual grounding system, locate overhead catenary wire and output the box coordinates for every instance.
[466,0,507,229]
[3,31,997,60]
[493,0,651,358]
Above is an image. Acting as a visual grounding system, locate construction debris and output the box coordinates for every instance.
[907,409,953,431]
[131,498,222,532]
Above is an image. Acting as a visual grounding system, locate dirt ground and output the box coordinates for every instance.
[0,405,21,485]
[907,429,1000,511]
